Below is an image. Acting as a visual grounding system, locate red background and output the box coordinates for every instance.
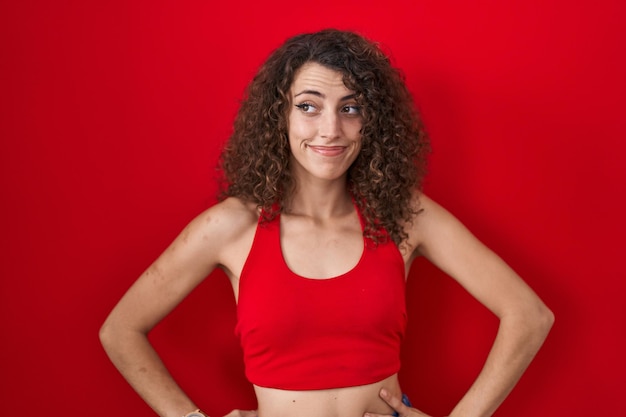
[1,1,624,416]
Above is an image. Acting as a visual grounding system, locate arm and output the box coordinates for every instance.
[405,195,553,417]
[99,199,256,417]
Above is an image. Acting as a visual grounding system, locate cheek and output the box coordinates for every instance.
[348,120,364,142]
[288,116,315,140]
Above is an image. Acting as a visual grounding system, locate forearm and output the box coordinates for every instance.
[449,308,554,417]
[100,326,197,417]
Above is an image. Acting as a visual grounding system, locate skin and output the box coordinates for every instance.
[100,63,554,417]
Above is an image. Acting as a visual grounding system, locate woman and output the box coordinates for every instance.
[100,29,554,417]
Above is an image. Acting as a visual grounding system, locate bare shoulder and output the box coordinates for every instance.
[183,197,259,251]
[192,197,260,281]
[200,197,258,231]
[403,191,490,267]
[141,197,258,282]
[403,192,446,253]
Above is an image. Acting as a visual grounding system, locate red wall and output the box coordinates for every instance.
[1,1,624,415]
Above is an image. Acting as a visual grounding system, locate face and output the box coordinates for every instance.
[287,62,363,183]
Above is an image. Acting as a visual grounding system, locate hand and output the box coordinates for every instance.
[364,389,431,417]
[223,409,257,417]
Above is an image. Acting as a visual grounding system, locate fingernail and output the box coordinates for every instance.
[380,388,388,397]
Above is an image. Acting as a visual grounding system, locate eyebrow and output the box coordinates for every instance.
[294,90,357,101]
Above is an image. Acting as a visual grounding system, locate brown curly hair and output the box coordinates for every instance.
[219,29,429,247]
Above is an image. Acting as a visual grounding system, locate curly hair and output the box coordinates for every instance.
[219,29,429,248]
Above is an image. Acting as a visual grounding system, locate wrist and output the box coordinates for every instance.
[182,409,208,417]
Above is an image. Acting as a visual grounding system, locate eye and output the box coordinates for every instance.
[295,103,317,114]
[341,105,361,115]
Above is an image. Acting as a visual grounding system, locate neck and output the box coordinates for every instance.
[285,177,353,219]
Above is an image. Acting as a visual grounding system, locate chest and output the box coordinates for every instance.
[235,212,408,389]
[237,213,407,338]
[279,211,365,279]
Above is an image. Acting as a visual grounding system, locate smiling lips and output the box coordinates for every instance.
[306,145,348,157]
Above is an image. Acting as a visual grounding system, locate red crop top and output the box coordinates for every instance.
[235,206,407,390]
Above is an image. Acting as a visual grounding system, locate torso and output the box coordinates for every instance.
[218,197,417,297]
[215,197,415,417]
[254,374,402,417]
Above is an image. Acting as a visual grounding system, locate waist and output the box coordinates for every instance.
[254,374,402,417]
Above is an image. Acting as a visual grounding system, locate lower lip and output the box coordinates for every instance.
[307,145,347,157]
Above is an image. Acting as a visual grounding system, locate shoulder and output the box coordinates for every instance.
[405,193,498,278]
[170,197,257,257]
[404,192,466,257]
[162,197,259,273]
[189,197,259,242]
[207,196,259,222]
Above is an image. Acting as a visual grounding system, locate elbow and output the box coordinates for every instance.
[99,318,131,363]
[503,300,555,346]
[524,301,555,346]
[99,315,126,353]
[538,303,555,337]
[99,315,150,357]
[99,319,115,352]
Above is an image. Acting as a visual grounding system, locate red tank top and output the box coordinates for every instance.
[235,206,407,390]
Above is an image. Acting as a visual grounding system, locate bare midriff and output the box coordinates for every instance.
[254,374,402,417]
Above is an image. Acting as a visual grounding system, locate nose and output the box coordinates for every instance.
[319,110,341,140]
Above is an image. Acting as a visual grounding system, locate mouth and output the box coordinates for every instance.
[306,145,348,157]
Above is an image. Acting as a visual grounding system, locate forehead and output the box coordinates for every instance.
[290,62,353,95]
